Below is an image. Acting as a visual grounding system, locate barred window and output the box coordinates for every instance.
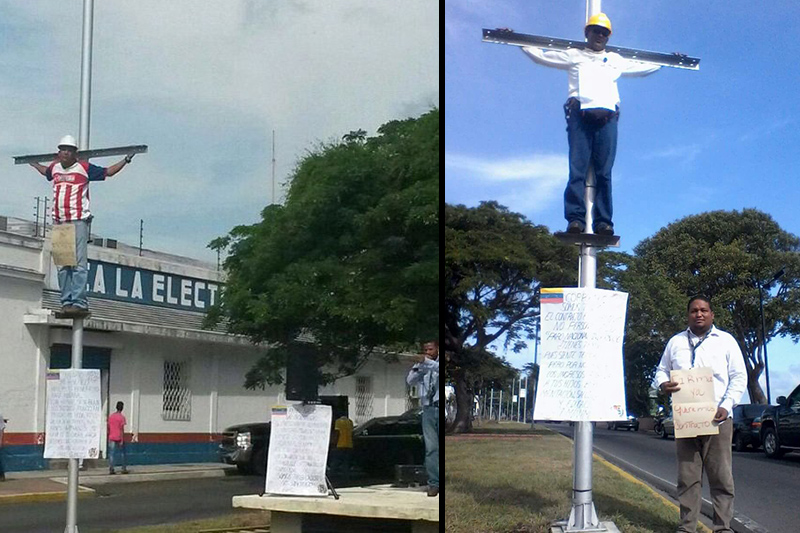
[355,375,374,425]
[406,384,419,411]
[162,361,191,421]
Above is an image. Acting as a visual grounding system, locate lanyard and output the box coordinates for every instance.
[687,330,709,368]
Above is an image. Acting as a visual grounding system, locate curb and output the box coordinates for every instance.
[66,466,233,486]
[0,466,232,504]
[0,486,95,505]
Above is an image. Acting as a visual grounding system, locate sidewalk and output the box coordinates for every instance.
[0,463,236,504]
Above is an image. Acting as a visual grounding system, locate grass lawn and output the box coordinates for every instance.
[446,423,711,533]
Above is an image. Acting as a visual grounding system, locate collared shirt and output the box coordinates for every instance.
[522,47,661,111]
[654,325,748,415]
[407,358,439,406]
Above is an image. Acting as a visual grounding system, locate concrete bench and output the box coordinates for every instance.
[233,485,439,533]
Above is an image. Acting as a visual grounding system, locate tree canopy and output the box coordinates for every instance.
[445,201,576,431]
[207,109,439,388]
[605,209,800,406]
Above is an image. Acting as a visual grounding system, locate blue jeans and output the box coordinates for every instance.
[422,405,439,488]
[56,220,90,309]
[564,100,618,229]
[108,440,126,471]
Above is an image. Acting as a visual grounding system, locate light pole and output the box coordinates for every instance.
[757,268,784,405]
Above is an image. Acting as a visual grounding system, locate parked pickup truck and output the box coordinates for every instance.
[218,395,348,475]
[759,383,800,459]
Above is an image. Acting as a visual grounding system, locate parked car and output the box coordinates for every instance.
[656,415,675,439]
[607,415,639,431]
[218,395,348,475]
[352,408,425,476]
[731,403,768,452]
[760,384,800,459]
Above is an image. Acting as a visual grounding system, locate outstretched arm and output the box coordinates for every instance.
[106,154,135,177]
[29,162,48,177]
[521,46,573,70]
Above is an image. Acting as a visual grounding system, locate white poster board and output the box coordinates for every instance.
[670,367,719,438]
[265,404,333,496]
[534,288,629,421]
[44,370,102,459]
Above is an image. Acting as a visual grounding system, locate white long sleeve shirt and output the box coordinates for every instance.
[654,326,748,416]
[522,46,661,111]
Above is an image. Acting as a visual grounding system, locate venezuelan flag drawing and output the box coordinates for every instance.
[540,288,564,304]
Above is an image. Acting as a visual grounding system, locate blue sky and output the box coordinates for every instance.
[0,1,438,263]
[445,0,800,402]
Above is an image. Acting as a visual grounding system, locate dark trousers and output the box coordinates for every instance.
[676,420,735,533]
[564,99,618,229]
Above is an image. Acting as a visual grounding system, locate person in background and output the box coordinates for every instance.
[329,413,354,478]
[108,401,128,475]
[407,340,439,497]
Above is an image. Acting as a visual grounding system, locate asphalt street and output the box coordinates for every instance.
[546,423,800,533]
[0,475,265,533]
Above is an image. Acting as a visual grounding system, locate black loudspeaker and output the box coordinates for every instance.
[285,344,319,401]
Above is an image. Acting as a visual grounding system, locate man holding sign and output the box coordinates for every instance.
[655,295,747,533]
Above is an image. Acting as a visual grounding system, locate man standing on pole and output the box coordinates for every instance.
[519,13,661,235]
[29,135,135,317]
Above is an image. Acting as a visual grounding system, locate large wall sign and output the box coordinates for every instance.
[84,260,220,313]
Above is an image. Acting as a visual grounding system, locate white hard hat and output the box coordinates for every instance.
[57,135,78,149]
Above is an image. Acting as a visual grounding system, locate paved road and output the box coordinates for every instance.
[547,423,800,533]
[0,475,265,532]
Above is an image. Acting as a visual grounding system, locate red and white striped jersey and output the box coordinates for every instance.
[46,161,107,223]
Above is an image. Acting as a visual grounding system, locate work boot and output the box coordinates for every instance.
[567,221,584,234]
[594,222,614,236]
[426,485,439,497]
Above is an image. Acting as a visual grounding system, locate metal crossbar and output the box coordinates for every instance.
[13,144,148,165]
[482,29,700,70]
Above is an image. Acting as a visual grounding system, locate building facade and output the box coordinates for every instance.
[0,217,416,472]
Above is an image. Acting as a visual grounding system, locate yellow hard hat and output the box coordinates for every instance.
[585,13,612,34]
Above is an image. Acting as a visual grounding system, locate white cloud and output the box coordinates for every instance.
[445,152,566,213]
[0,1,439,262]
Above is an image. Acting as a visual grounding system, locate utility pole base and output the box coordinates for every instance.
[551,521,620,533]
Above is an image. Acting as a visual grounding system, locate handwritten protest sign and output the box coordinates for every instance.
[535,288,629,421]
[51,224,77,267]
[44,370,101,459]
[265,403,332,496]
[670,367,719,438]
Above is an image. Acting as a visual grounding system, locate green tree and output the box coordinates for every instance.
[611,209,800,405]
[445,201,576,432]
[600,251,685,414]
[208,109,439,388]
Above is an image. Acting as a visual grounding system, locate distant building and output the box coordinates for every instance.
[0,216,417,471]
